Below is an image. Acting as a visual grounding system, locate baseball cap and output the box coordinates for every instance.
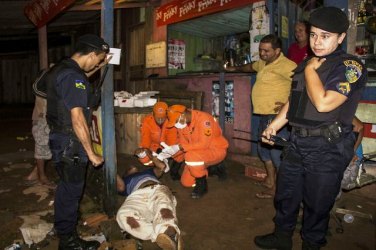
[77,34,110,53]
[309,6,349,33]
[153,102,168,118]
[167,105,186,127]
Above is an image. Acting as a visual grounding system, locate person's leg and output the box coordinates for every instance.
[116,189,154,241]
[30,118,52,185]
[35,158,50,184]
[255,160,276,198]
[254,137,303,250]
[257,116,276,188]
[183,148,226,198]
[25,165,38,181]
[150,185,181,250]
[301,134,354,247]
[150,185,180,239]
[50,133,98,250]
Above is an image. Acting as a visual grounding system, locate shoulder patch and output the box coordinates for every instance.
[344,60,362,84]
[337,82,351,95]
[75,80,86,90]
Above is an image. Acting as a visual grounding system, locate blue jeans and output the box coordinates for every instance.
[257,115,290,168]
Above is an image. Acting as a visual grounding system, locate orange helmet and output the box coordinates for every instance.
[166,104,186,127]
[153,102,168,119]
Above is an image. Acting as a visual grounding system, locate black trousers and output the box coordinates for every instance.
[274,130,355,246]
[49,132,88,235]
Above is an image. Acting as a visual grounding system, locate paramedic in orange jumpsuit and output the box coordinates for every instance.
[135,102,184,179]
[165,104,229,198]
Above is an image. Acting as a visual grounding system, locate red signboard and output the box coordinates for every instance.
[156,0,256,26]
[24,0,75,28]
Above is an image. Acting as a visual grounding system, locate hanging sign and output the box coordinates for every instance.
[168,39,186,69]
[156,0,257,27]
[24,0,75,28]
[146,41,167,68]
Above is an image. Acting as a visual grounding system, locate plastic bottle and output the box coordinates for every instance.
[343,213,354,223]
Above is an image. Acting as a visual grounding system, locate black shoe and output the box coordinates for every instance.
[170,160,182,181]
[58,231,100,250]
[302,241,320,250]
[191,176,208,199]
[208,162,227,181]
[254,231,292,250]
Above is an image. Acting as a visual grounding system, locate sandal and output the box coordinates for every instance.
[255,191,274,199]
[42,182,57,190]
[23,179,38,186]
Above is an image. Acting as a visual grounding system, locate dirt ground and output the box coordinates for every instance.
[0,105,375,250]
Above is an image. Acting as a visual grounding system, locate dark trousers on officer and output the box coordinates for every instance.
[273,129,355,246]
[49,132,88,235]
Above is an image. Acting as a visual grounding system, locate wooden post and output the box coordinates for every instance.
[219,72,225,132]
[101,0,117,217]
[38,25,48,70]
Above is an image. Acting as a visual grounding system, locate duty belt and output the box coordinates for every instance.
[49,125,74,134]
[292,122,342,138]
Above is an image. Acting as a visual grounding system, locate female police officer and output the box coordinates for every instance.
[254,7,367,250]
[47,34,109,250]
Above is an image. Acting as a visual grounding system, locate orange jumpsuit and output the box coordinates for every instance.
[139,114,182,165]
[178,110,228,187]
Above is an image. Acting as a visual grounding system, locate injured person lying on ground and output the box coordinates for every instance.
[115,149,183,250]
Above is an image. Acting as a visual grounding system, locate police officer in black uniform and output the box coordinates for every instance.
[254,7,367,250]
[46,34,109,250]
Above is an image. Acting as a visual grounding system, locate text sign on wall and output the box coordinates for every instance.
[156,0,256,26]
[146,41,167,68]
[24,0,75,28]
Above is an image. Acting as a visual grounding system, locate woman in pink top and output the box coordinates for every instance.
[287,21,311,64]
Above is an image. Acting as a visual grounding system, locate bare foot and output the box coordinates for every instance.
[24,166,38,181]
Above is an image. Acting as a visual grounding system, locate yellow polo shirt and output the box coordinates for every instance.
[251,53,296,115]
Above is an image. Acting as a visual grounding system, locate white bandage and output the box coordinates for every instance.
[137,151,147,158]
[157,152,171,161]
[163,159,170,173]
[161,144,180,156]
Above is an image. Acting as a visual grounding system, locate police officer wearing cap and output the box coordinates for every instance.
[46,34,110,250]
[254,7,367,250]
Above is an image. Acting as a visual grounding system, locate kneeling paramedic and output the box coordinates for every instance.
[164,105,229,199]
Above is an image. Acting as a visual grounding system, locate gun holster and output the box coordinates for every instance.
[323,122,343,143]
[60,138,87,183]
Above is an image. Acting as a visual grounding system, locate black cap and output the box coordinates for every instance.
[309,6,349,33]
[77,34,109,53]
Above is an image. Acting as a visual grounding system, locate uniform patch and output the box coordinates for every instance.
[204,128,212,136]
[337,82,351,95]
[204,121,211,127]
[344,60,362,84]
[75,80,86,90]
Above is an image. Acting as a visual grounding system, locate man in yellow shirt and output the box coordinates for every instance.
[226,34,297,198]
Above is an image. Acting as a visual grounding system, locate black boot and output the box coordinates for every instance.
[254,230,293,250]
[191,176,208,199]
[208,161,227,181]
[170,160,181,181]
[58,231,100,250]
[302,241,320,250]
